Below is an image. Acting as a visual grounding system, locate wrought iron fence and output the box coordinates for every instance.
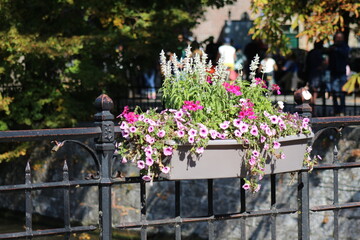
[1,94,360,239]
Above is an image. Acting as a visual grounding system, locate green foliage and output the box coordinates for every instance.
[0,0,236,164]
[0,0,235,132]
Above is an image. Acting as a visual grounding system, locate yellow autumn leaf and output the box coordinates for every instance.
[342,73,360,94]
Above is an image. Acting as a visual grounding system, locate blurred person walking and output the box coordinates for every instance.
[260,53,278,87]
[306,41,326,104]
[279,52,300,92]
[328,32,350,115]
[217,37,237,80]
[217,37,236,70]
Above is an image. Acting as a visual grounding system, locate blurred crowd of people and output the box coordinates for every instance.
[138,32,353,116]
[178,32,352,115]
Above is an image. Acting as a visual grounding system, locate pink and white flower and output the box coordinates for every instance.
[148,126,154,132]
[269,115,279,124]
[145,135,155,144]
[196,147,204,154]
[163,147,173,156]
[239,122,249,133]
[157,130,166,138]
[161,166,170,174]
[234,129,242,137]
[146,157,154,166]
[220,121,230,129]
[242,183,250,190]
[249,156,256,166]
[273,141,281,149]
[142,175,152,181]
[137,160,145,169]
[250,125,259,136]
[209,130,218,139]
[233,118,242,128]
[176,130,185,138]
[129,126,137,133]
[188,128,198,137]
[199,127,209,138]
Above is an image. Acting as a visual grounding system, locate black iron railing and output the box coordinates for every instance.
[1,94,360,239]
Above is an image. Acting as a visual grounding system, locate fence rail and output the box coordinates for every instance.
[1,94,360,239]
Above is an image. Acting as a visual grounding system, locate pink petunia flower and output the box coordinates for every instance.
[249,156,256,166]
[120,121,129,130]
[242,183,250,190]
[144,146,153,157]
[176,130,185,138]
[138,114,145,121]
[121,130,130,138]
[137,160,145,169]
[196,147,204,154]
[233,118,242,128]
[163,147,173,156]
[142,175,152,181]
[161,166,170,174]
[269,115,279,124]
[273,141,281,149]
[271,84,281,95]
[174,111,183,119]
[239,122,249,133]
[209,130,218,139]
[148,126,154,133]
[265,127,273,136]
[220,121,230,130]
[260,123,268,130]
[234,129,242,137]
[157,130,166,138]
[250,125,259,136]
[199,127,209,138]
[145,135,155,144]
[188,128,198,137]
[129,126,137,133]
[177,121,185,129]
[146,157,154,166]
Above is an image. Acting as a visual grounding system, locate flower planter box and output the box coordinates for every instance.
[160,133,313,180]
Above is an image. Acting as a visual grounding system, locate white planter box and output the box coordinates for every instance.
[160,134,313,180]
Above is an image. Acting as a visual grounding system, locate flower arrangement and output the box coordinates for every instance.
[117,46,317,191]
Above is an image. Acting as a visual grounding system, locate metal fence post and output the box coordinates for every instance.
[94,94,115,240]
[297,169,310,240]
[294,88,312,240]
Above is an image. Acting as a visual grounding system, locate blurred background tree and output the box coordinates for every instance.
[250,0,360,54]
[0,0,235,162]
[0,0,235,130]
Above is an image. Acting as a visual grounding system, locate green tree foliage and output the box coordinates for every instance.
[0,0,235,130]
[250,0,360,54]
[0,0,235,163]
